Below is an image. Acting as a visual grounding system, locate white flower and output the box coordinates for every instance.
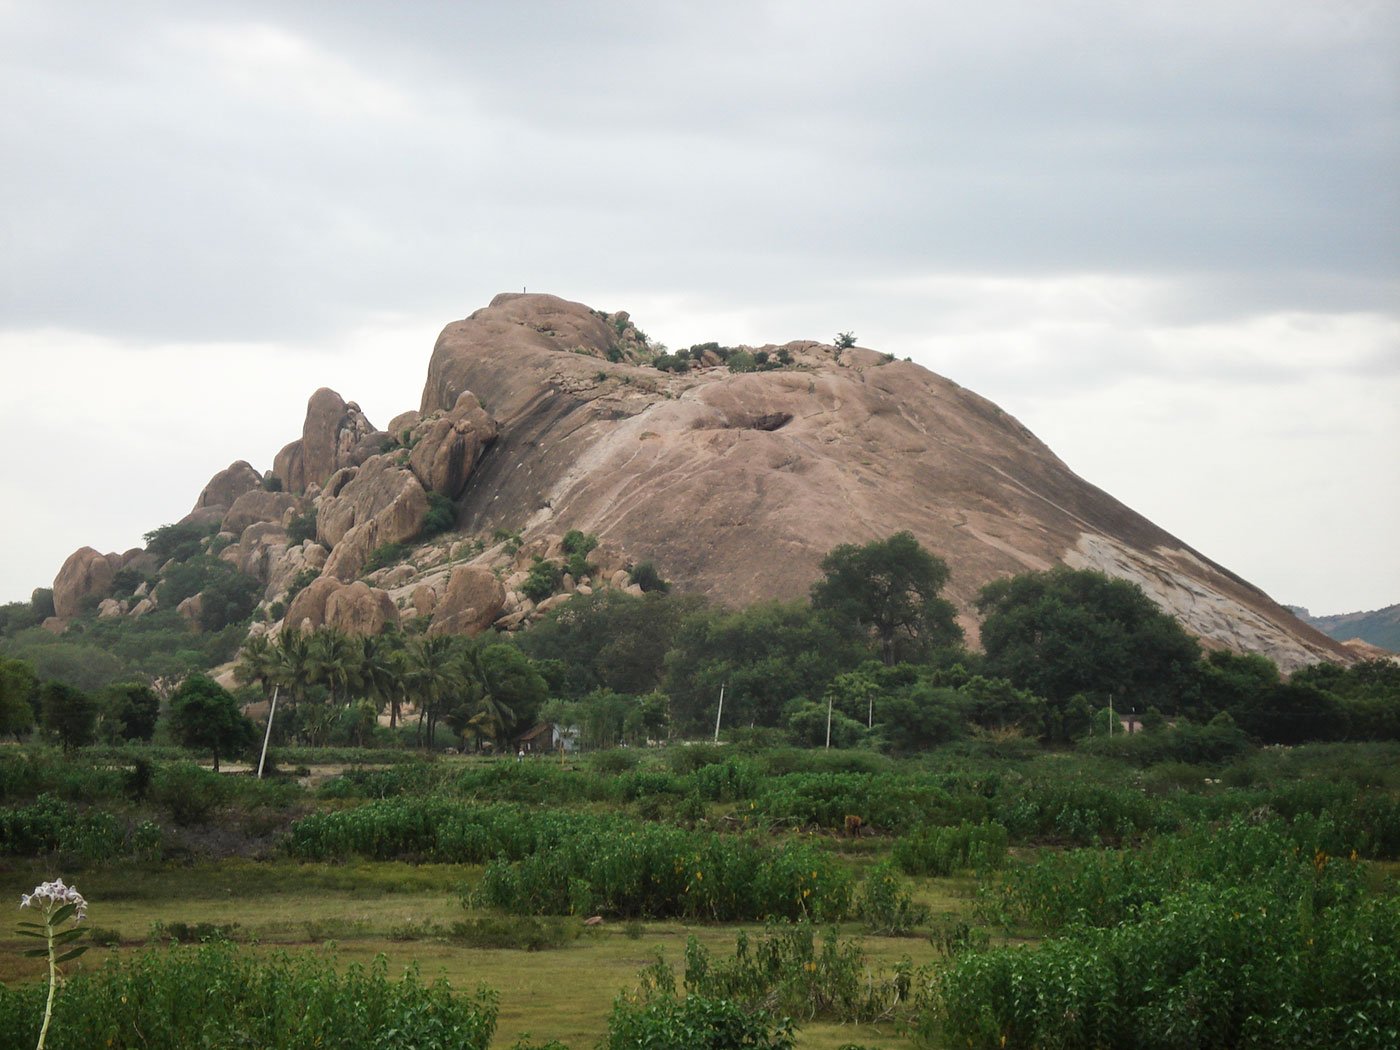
[19,879,87,921]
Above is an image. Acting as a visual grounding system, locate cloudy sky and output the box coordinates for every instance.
[1,0,1396,614]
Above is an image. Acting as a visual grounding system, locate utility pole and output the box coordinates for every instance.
[825,691,834,749]
[713,683,725,744]
[257,685,279,779]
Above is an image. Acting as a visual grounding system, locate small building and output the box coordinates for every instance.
[517,722,579,754]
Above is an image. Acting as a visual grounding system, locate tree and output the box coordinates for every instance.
[977,567,1200,711]
[405,635,462,747]
[40,681,98,751]
[0,657,37,738]
[664,601,865,734]
[168,674,254,771]
[105,681,159,742]
[811,532,963,665]
[834,332,858,349]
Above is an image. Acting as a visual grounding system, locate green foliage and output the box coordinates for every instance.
[977,566,1201,713]
[31,588,57,621]
[143,521,218,563]
[0,656,38,736]
[284,567,320,603]
[447,914,578,951]
[197,566,262,631]
[363,542,410,574]
[811,532,962,665]
[0,943,499,1050]
[104,681,159,742]
[421,492,457,538]
[665,601,866,734]
[726,349,758,372]
[934,865,1396,1050]
[286,507,318,545]
[605,991,794,1050]
[0,793,156,861]
[652,351,691,373]
[168,675,255,771]
[855,861,930,934]
[834,331,858,349]
[628,561,670,593]
[675,925,917,1023]
[41,680,97,751]
[892,820,1009,876]
[521,558,563,602]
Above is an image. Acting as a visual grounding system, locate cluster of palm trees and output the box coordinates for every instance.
[235,626,543,750]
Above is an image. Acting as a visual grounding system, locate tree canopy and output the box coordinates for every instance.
[810,532,962,665]
[977,567,1200,712]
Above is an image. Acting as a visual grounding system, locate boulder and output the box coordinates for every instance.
[412,584,438,617]
[273,388,381,493]
[178,505,227,529]
[387,410,421,441]
[222,491,302,535]
[129,598,156,618]
[193,461,263,512]
[428,565,505,637]
[265,541,328,601]
[177,593,204,629]
[408,391,498,498]
[221,522,290,585]
[52,547,117,618]
[282,575,341,632]
[319,456,429,581]
[97,598,125,619]
[323,581,400,636]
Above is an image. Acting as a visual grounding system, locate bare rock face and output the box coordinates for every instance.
[221,522,290,586]
[416,292,1356,672]
[281,576,397,636]
[318,456,429,581]
[266,541,328,601]
[97,598,125,619]
[193,461,263,513]
[323,581,400,636]
[282,576,341,632]
[387,410,421,441]
[222,491,303,536]
[408,391,498,498]
[427,565,505,637]
[53,547,117,618]
[273,388,383,494]
[177,593,203,629]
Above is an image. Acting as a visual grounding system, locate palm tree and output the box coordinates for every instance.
[307,628,359,708]
[234,633,278,702]
[354,633,402,730]
[405,635,462,748]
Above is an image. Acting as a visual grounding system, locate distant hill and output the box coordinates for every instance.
[1288,604,1400,654]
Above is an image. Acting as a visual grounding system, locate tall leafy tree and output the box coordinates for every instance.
[977,567,1200,712]
[169,674,255,771]
[405,635,462,746]
[40,680,98,751]
[105,681,160,742]
[0,657,38,738]
[810,532,962,665]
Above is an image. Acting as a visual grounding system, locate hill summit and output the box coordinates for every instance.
[51,292,1351,672]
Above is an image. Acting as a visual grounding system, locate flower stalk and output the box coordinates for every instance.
[17,879,89,1050]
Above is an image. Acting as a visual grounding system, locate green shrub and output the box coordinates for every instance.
[0,943,498,1050]
[522,558,562,602]
[604,991,794,1050]
[363,542,410,574]
[892,820,1009,876]
[286,508,318,545]
[422,492,457,538]
[855,861,930,935]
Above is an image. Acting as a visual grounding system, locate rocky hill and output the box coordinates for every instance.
[48,292,1354,673]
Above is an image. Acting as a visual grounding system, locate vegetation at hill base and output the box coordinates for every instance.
[1,532,1398,1047]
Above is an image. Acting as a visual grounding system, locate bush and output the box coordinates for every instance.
[604,992,794,1050]
[0,943,499,1050]
[286,508,318,545]
[448,915,578,951]
[892,820,1009,876]
[522,559,562,602]
[363,542,410,574]
[421,492,456,538]
[855,861,930,935]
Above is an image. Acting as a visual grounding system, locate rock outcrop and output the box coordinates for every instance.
[318,456,429,581]
[427,565,505,637]
[408,391,498,498]
[273,388,384,494]
[222,491,303,536]
[193,461,263,513]
[412,292,1354,672]
[52,547,119,618]
[282,575,398,636]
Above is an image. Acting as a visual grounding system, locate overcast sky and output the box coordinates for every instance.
[1,1,1396,615]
